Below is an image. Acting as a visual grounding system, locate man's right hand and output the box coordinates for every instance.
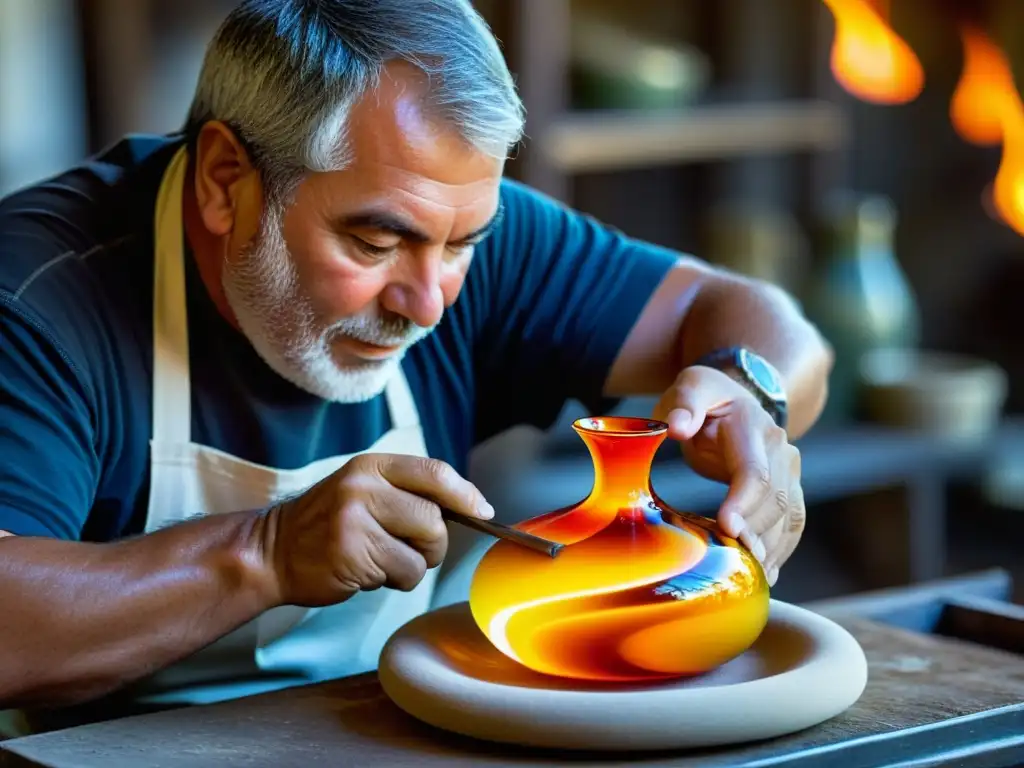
[259,454,494,608]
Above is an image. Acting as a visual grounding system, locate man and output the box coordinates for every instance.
[0,0,830,721]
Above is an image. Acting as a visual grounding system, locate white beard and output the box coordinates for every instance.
[220,204,435,403]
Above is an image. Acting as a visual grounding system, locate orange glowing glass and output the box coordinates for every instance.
[469,417,770,682]
[949,24,1024,237]
[822,0,924,105]
[950,25,1016,146]
[993,103,1024,237]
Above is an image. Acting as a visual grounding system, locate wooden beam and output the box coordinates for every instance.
[505,0,571,201]
[540,100,847,173]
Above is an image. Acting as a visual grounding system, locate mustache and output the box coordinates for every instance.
[327,313,435,347]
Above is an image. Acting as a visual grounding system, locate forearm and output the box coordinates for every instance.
[679,274,833,438]
[0,509,274,709]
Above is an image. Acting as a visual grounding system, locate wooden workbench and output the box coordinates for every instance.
[1,570,1022,768]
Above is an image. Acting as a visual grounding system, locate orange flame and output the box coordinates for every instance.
[950,25,1015,146]
[951,25,1024,236]
[468,417,769,682]
[822,0,924,104]
[993,118,1024,235]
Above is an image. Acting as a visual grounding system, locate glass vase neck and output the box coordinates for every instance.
[573,417,667,513]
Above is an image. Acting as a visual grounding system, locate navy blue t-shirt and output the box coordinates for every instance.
[0,135,678,542]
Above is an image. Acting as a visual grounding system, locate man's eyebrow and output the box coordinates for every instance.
[337,210,431,244]
[452,201,505,245]
[337,200,505,245]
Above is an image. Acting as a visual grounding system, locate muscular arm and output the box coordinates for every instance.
[0,288,286,708]
[0,511,273,709]
[605,260,833,439]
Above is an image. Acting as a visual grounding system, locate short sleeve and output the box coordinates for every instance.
[470,180,678,441]
[0,296,98,539]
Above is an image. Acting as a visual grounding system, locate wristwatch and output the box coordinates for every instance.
[693,347,788,429]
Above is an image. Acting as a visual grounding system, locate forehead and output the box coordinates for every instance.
[292,66,504,233]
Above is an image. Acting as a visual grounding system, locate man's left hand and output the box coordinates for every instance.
[652,365,805,587]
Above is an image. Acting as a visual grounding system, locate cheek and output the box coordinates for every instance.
[290,228,386,318]
[315,273,384,319]
[304,260,386,319]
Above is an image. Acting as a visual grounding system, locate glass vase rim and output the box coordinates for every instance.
[572,416,668,437]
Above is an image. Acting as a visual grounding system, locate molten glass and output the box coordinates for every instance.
[469,417,770,682]
[950,24,1015,147]
[822,0,923,105]
[991,94,1024,237]
[948,24,1024,237]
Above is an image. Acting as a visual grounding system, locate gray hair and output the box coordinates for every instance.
[185,0,525,202]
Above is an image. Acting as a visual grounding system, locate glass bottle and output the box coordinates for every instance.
[805,194,921,425]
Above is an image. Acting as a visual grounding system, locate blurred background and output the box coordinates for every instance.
[1,0,1022,603]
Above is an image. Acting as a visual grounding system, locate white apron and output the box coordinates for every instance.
[135,147,440,704]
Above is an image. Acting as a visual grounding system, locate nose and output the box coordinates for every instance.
[379,253,445,329]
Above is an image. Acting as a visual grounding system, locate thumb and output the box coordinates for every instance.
[654,366,736,441]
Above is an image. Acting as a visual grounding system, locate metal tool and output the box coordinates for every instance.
[441,509,564,558]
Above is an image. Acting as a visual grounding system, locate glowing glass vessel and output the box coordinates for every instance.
[469,416,770,682]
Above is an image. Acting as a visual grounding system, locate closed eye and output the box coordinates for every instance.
[352,237,398,259]
[446,238,482,255]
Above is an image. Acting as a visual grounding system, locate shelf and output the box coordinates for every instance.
[503,421,1001,520]
[538,99,847,173]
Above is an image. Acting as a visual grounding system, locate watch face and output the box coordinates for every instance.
[740,349,785,400]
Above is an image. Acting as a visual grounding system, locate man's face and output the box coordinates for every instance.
[220,71,504,403]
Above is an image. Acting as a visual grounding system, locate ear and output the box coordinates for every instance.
[192,121,262,237]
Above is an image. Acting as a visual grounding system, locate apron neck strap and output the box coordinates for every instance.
[383,366,419,429]
[151,146,192,445]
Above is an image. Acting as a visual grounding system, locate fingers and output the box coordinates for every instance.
[712,408,803,584]
[716,405,772,542]
[336,503,431,592]
[366,487,449,568]
[742,427,797,536]
[733,437,804,587]
[363,519,430,592]
[361,455,494,521]
[764,480,807,586]
[758,518,786,586]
